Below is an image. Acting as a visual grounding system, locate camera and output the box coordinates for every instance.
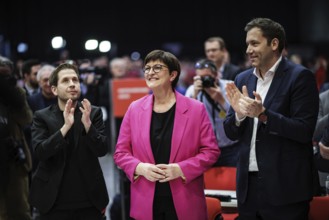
[79,66,108,81]
[201,76,216,88]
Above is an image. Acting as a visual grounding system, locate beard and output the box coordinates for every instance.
[0,75,26,109]
[30,80,39,89]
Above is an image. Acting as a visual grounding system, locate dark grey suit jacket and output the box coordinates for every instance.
[29,103,109,214]
[222,63,242,81]
[224,58,319,206]
[313,90,329,172]
[313,90,329,141]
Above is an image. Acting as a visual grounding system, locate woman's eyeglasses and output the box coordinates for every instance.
[143,64,168,74]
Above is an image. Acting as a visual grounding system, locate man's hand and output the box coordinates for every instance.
[225,83,264,118]
[192,76,203,99]
[156,163,185,183]
[204,85,225,107]
[319,142,329,160]
[225,83,246,119]
[79,99,92,133]
[135,163,166,182]
[238,88,264,118]
[60,99,75,137]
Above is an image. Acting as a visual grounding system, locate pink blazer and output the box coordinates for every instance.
[114,91,220,220]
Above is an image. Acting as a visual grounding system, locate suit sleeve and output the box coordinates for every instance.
[82,106,108,157]
[32,111,68,161]
[321,116,329,146]
[313,93,329,142]
[177,104,220,184]
[262,69,319,144]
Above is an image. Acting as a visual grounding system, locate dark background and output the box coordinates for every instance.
[1,0,329,63]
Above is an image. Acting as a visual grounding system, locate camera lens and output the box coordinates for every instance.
[201,76,215,88]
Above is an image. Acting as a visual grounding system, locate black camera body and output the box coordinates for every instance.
[79,66,108,82]
[201,76,216,88]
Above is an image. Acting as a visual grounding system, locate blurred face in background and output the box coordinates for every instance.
[196,67,216,79]
[205,41,226,65]
[28,64,41,88]
[39,70,55,98]
[110,58,127,78]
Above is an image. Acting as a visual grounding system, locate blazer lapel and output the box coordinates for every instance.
[50,104,65,132]
[245,73,258,136]
[73,103,83,149]
[170,92,188,163]
[246,73,257,99]
[263,58,287,108]
[139,95,156,163]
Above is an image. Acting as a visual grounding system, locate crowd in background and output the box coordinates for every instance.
[1,31,329,220]
[10,49,329,98]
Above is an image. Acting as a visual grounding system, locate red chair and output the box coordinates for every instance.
[309,196,329,220]
[206,196,222,220]
[204,167,239,220]
[204,167,236,190]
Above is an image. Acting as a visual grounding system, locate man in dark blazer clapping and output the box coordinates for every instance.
[224,18,319,220]
[29,63,109,219]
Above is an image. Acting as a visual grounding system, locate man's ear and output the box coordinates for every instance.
[51,85,57,96]
[271,38,279,51]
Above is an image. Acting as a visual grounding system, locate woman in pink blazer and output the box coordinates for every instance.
[114,50,220,220]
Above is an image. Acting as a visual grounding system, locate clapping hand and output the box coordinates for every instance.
[60,99,75,137]
[79,98,92,133]
[204,85,225,106]
[225,82,264,118]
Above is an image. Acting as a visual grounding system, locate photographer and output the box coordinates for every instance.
[185,58,239,167]
[0,56,33,220]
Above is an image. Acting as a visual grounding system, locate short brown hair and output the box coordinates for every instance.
[205,37,226,50]
[245,18,286,53]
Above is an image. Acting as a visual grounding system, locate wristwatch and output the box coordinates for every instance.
[258,109,268,124]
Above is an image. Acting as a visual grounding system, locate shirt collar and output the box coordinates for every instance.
[253,56,282,79]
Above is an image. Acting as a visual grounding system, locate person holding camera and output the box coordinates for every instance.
[185,58,239,167]
[0,55,33,220]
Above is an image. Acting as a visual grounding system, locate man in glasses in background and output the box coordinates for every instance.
[185,58,239,167]
[204,36,242,81]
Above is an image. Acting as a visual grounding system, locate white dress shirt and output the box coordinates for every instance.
[248,56,282,171]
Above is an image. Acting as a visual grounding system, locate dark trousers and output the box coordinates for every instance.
[238,172,310,220]
[153,196,178,220]
[40,207,103,220]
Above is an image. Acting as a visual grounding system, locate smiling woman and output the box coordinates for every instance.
[114,49,220,220]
